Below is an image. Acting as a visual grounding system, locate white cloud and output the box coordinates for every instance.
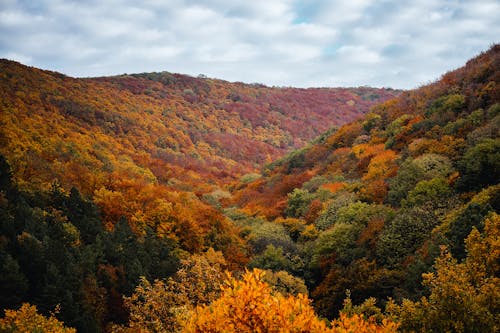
[0,0,498,88]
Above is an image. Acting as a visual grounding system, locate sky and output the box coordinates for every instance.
[0,0,499,89]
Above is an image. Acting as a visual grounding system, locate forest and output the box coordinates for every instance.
[0,44,499,332]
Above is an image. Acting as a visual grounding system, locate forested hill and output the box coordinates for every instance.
[0,60,396,331]
[0,58,396,236]
[228,44,499,331]
[0,59,397,190]
[0,45,499,333]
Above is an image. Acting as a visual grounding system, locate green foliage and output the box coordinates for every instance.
[314,223,364,266]
[315,192,357,230]
[336,202,393,226]
[248,221,295,254]
[388,154,453,206]
[239,173,261,184]
[426,93,466,117]
[0,250,28,310]
[248,244,293,272]
[285,188,313,218]
[389,214,500,332]
[456,138,500,191]
[376,207,439,268]
[402,177,452,207]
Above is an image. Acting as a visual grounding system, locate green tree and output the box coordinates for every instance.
[285,188,313,218]
[376,207,439,268]
[388,154,453,206]
[248,244,293,272]
[389,213,500,332]
[402,177,452,208]
[456,139,500,192]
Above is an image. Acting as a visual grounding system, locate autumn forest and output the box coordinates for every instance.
[0,45,499,332]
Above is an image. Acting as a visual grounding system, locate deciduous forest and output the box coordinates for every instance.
[0,45,498,332]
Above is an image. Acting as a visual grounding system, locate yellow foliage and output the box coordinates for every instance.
[0,303,76,333]
[182,269,398,333]
[115,249,228,333]
[331,313,399,333]
[390,213,500,332]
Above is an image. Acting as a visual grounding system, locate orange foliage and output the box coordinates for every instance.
[182,269,398,333]
[321,182,347,193]
[0,59,397,257]
[362,150,398,181]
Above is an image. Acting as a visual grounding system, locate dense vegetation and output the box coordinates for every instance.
[230,44,500,331]
[1,45,499,332]
[0,58,395,262]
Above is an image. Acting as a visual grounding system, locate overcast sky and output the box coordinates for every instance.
[1,0,498,89]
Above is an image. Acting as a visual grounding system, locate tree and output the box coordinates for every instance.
[456,139,500,192]
[376,207,439,268]
[285,188,313,218]
[389,213,500,332]
[115,249,228,333]
[0,303,76,333]
[402,177,452,208]
[388,154,453,206]
[183,269,398,333]
[248,244,294,272]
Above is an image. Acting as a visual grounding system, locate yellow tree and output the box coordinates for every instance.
[389,213,500,332]
[114,248,228,333]
[0,303,76,333]
[182,269,398,333]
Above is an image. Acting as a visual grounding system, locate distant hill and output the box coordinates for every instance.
[0,60,397,191]
[0,59,396,251]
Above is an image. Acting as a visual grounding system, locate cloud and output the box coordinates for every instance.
[0,0,498,88]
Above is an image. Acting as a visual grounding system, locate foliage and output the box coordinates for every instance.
[1,41,500,333]
[0,303,76,333]
[456,138,500,191]
[232,45,500,324]
[115,249,227,333]
[285,188,314,218]
[248,244,294,272]
[389,214,500,332]
[0,160,180,332]
[261,270,308,296]
[388,154,453,206]
[182,269,398,333]
[402,177,452,207]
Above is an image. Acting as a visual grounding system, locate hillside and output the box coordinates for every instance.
[229,44,499,330]
[0,59,396,230]
[0,59,396,189]
[1,45,499,333]
[0,60,396,330]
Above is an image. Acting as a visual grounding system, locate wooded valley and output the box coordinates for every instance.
[0,45,498,332]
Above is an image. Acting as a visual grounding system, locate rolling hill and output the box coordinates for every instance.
[1,45,498,332]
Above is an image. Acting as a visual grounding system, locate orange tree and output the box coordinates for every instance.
[182,268,398,333]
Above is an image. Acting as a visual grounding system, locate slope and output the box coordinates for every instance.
[0,60,396,252]
[229,44,500,322]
